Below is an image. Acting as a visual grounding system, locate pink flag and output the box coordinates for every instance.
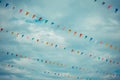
[108,5,112,9]
[19,9,23,13]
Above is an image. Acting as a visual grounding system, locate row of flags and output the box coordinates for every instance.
[1,49,120,76]
[0,27,119,65]
[0,1,120,53]
[1,59,120,79]
[0,63,95,80]
[94,0,119,13]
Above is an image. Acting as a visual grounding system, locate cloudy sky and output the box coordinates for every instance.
[0,0,120,80]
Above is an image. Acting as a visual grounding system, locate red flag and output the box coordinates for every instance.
[74,32,77,35]
[79,33,83,37]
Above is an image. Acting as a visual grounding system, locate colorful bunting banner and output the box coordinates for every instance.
[1,2,119,53]
[0,28,120,65]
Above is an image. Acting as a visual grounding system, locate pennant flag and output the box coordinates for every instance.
[6,30,8,32]
[55,45,58,48]
[51,22,54,25]
[16,33,19,37]
[15,54,18,57]
[68,29,71,33]
[12,6,15,9]
[110,45,112,48]
[74,32,77,35]
[19,9,23,13]
[79,33,83,37]
[32,38,35,40]
[71,49,74,52]
[102,57,104,60]
[39,17,42,21]
[89,38,93,41]
[110,60,112,63]
[84,36,87,39]
[36,39,39,42]
[106,59,108,62]
[94,0,97,2]
[77,51,80,54]
[5,3,9,7]
[32,14,36,18]
[100,41,103,44]
[26,36,29,39]
[105,43,108,46]
[62,27,66,30]
[98,57,100,60]
[25,11,29,15]
[108,5,112,9]
[7,52,9,55]
[11,32,14,35]
[46,42,48,45]
[45,20,48,23]
[102,2,105,5]
[22,35,24,37]
[115,8,118,13]
[81,52,84,55]
[64,47,66,50]
[51,43,53,46]
[0,28,3,31]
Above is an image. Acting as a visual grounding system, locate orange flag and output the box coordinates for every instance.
[25,11,29,15]
[110,45,112,48]
[32,14,36,18]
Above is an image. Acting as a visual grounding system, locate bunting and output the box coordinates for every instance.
[0,28,120,65]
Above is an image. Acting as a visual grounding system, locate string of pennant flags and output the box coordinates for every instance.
[0,50,120,79]
[0,1,120,80]
[94,0,119,13]
[0,63,98,80]
[0,1,120,53]
[0,27,120,65]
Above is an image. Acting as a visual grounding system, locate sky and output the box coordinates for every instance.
[0,0,120,80]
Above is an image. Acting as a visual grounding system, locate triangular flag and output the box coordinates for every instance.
[22,35,24,37]
[19,9,23,13]
[84,36,87,39]
[79,33,83,37]
[25,11,29,15]
[0,28,3,31]
[55,45,57,48]
[12,6,15,9]
[110,45,112,48]
[102,2,105,5]
[36,39,39,42]
[89,38,93,41]
[5,3,9,7]
[62,27,66,30]
[51,22,54,25]
[39,17,42,21]
[105,43,108,46]
[108,5,112,9]
[68,29,71,33]
[74,32,77,35]
[45,20,48,23]
[115,8,118,13]
[32,14,36,18]
[94,0,97,2]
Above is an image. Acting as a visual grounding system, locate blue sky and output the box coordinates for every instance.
[0,0,120,80]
